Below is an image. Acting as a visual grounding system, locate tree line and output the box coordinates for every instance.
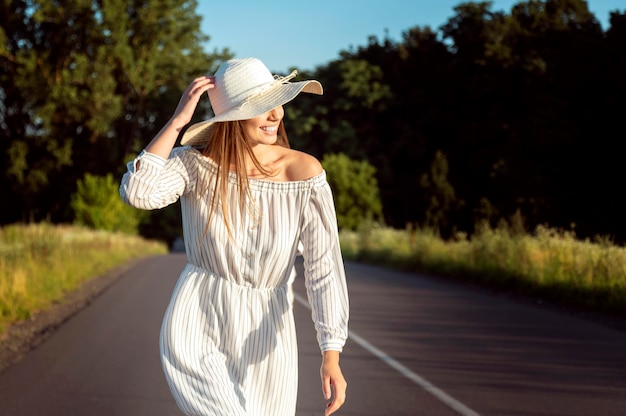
[2,0,625,243]
[286,0,626,242]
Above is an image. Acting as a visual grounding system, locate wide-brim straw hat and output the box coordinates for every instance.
[180,57,323,146]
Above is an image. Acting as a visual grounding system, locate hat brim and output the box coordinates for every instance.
[180,80,322,147]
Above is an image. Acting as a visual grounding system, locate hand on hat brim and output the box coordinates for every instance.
[180,80,322,147]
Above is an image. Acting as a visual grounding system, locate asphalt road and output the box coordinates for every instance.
[1,253,625,415]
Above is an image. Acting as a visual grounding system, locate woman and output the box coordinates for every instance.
[120,57,349,416]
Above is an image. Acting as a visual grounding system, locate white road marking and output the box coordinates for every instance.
[294,292,481,416]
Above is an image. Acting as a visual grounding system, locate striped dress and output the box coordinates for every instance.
[120,146,349,416]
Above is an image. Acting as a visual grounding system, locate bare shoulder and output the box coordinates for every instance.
[283,149,323,181]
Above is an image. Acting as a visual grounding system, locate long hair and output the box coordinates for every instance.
[200,119,290,238]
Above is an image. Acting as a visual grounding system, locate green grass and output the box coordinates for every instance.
[339,221,626,316]
[0,223,168,333]
[2,220,623,336]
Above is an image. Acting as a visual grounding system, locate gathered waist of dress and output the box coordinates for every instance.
[184,262,289,292]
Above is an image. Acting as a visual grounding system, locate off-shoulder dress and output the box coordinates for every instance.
[120,146,349,416]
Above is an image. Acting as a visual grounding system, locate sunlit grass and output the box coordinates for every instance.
[3,219,623,337]
[0,223,168,333]
[340,220,626,315]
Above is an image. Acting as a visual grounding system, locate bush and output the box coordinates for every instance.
[322,153,383,230]
[339,222,626,316]
[71,173,145,233]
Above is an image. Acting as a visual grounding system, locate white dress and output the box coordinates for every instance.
[120,146,349,416]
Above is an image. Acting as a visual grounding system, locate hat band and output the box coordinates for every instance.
[240,70,298,109]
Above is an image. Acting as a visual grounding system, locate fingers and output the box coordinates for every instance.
[322,374,331,400]
[171,76,214,125]
[186,76,215,99]
[321,362,347,416]
[324,377,347,416]
[320,353,347,415]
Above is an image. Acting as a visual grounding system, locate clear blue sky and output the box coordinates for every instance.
[198,0,624,73]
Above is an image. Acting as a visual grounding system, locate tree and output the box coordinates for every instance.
[0,0,231,226]
[285,0,626,242]
[72,173,144,233]
[99,0,229,159]
[285,57,391,160]
[321,153,383,230]
[1,0,109,222]
[420,151,462,235]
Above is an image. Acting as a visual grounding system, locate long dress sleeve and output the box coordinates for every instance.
[300,181,349,352]
[120,148,195,210]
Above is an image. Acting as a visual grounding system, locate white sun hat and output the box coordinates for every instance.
[180,57,323,146]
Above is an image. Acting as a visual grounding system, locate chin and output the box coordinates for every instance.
[263,135,278,145]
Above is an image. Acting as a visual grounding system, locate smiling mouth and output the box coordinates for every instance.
[261,126,278,133]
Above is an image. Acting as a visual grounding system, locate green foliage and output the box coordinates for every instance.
[322,153,383,230]
[285,0,626,243]
[0,0,231,224]
[71,173,145,233]
[0,223,167,333]
[419,151,463,235]
[337,59,392,110]
[339,220,626,316]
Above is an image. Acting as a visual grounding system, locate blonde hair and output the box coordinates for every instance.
[200,119,290,238]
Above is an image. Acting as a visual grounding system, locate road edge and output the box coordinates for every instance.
[0,255,159,375]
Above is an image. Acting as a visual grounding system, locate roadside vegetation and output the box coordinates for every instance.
[1,142,622,338]
[339,215,626,317]
[0,223,167,334]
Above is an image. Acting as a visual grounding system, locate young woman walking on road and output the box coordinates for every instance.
[120,57,349,416]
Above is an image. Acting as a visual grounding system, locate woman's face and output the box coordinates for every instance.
[241,106,284,146]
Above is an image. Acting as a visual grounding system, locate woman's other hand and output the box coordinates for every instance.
[320,350,347,415]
